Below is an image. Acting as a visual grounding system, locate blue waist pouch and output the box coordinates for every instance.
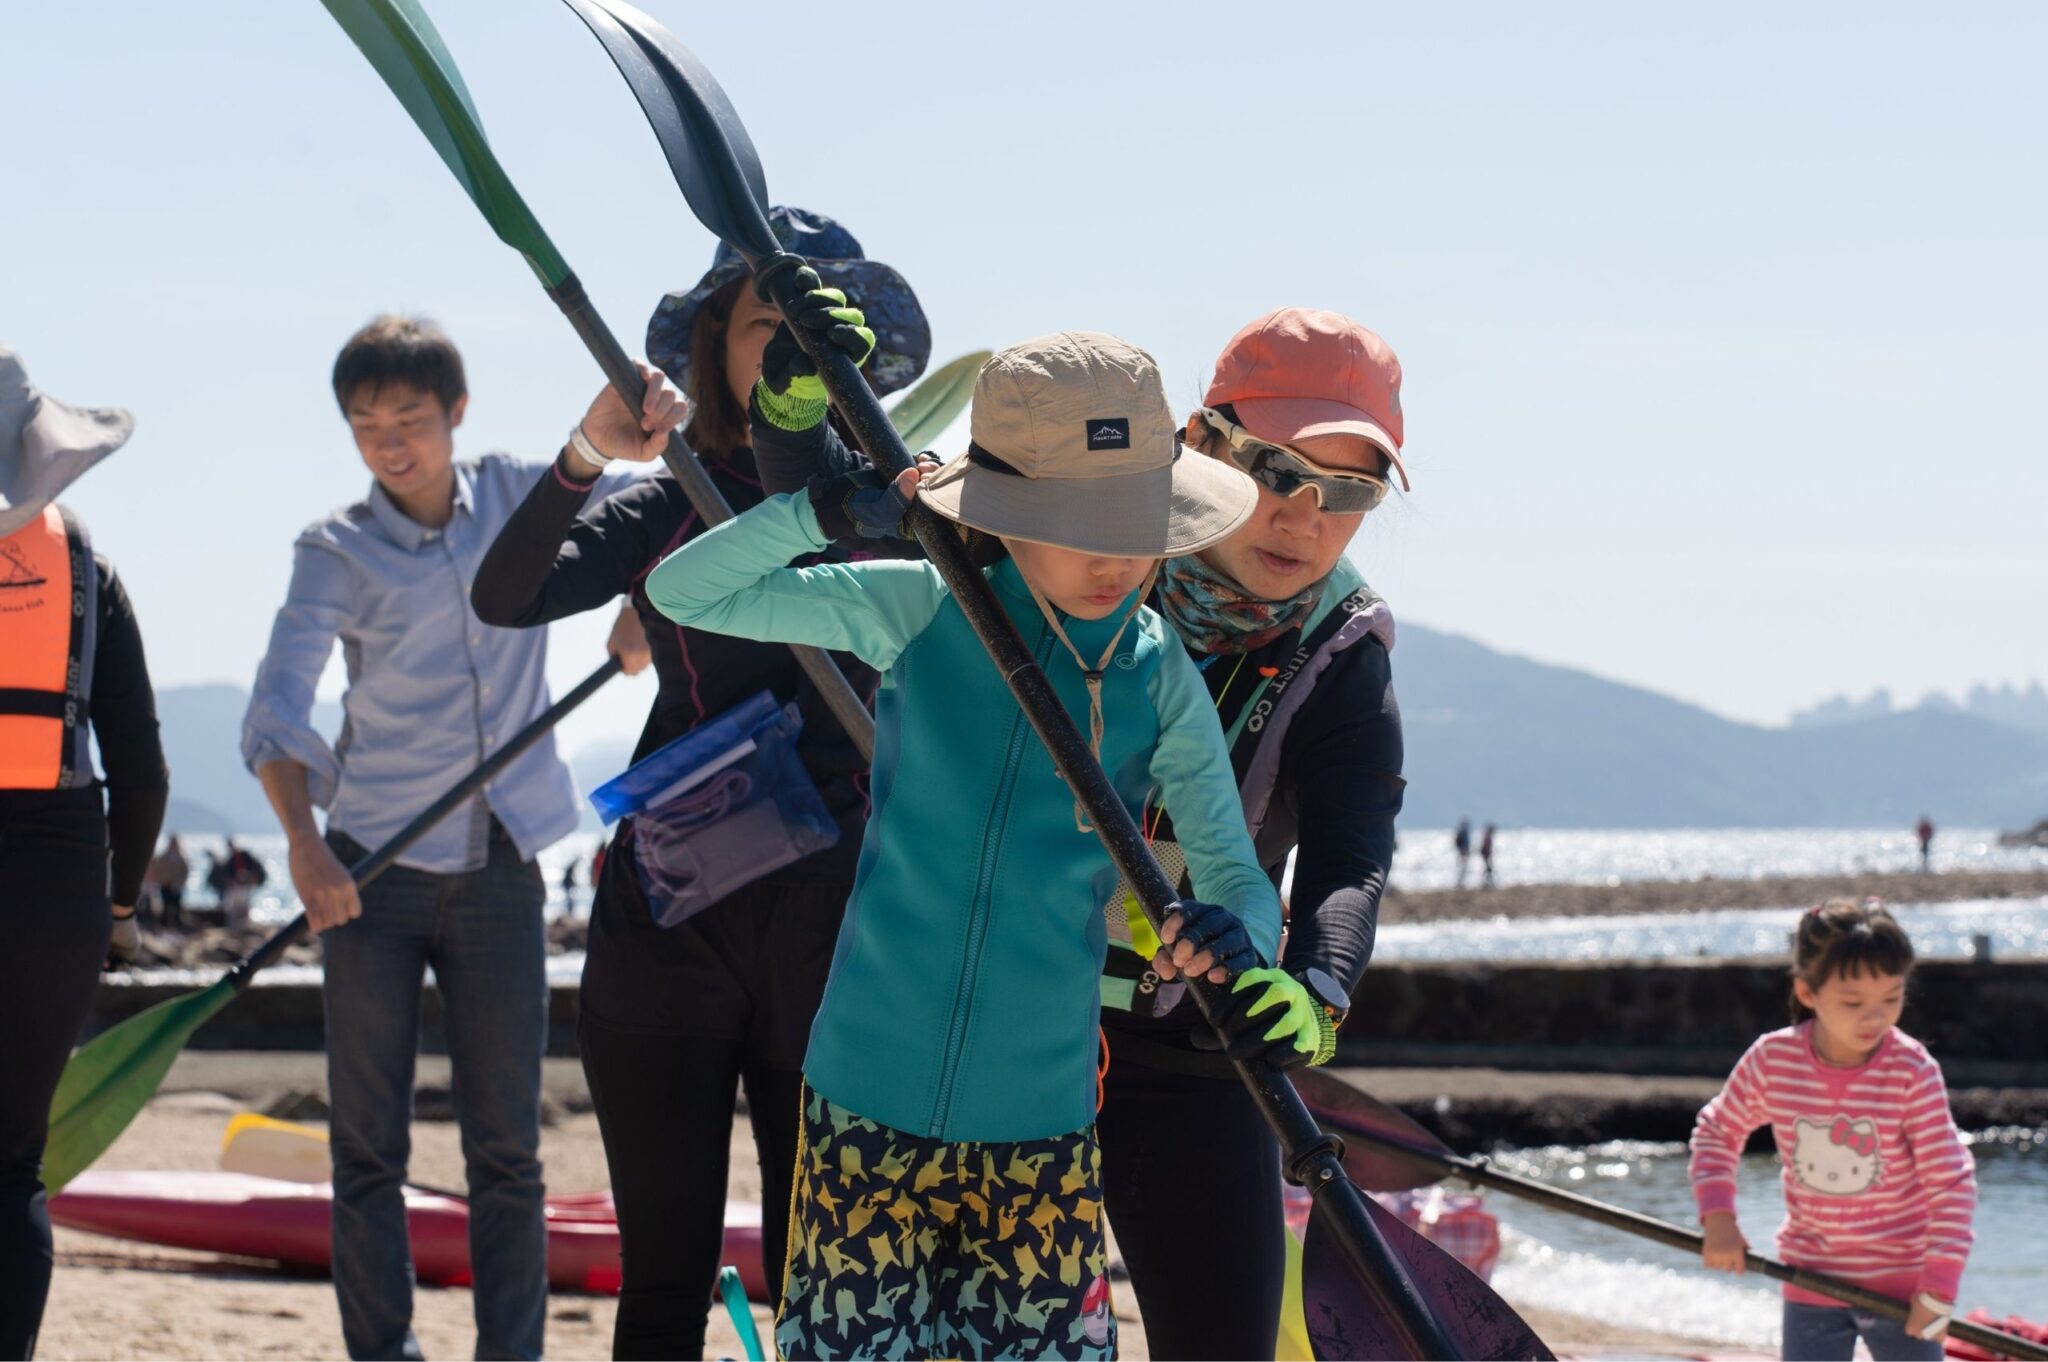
[588,690,840,928]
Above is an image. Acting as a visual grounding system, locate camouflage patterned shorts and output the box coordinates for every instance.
[774,1088,1115,1360]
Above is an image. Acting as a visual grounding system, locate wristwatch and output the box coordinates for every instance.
[1299,966,1350,1067]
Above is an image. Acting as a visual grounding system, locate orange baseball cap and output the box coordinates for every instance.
[1203,308,1410,491]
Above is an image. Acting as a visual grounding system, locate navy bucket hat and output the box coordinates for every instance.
[647,206,933,400]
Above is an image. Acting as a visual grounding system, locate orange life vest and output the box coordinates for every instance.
[0,504,96,789]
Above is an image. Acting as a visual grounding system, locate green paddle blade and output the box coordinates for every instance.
[886,350,989,451]
[43,976,239,1192]
[319,0,571,287]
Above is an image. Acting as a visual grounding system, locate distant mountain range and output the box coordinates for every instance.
[1395,626,2048,827]
[1790,681,2048,736]
[146,628,2048,836]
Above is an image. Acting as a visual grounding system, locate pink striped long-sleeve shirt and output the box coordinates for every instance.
[1689,1023,1977,1304]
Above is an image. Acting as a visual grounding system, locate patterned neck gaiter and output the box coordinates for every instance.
[1155,552,1322,657]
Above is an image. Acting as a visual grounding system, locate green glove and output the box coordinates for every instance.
[1194,966,1332,1070]
[754,271,876,431]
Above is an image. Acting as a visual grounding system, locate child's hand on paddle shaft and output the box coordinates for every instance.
[1700,1211,1748,1273]
[573,361,687,474]
[1155,899,1259,985]
[808,458,934,544]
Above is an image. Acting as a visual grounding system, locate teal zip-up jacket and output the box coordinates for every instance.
[646,492,1282,1143]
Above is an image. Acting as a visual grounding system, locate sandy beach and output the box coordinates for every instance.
[1380,867,2048,925]
[36,1065,1722,1361]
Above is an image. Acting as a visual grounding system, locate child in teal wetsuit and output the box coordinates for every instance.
[646,329,1292,1359]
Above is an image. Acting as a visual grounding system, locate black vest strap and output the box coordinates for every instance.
[0,689,78,720]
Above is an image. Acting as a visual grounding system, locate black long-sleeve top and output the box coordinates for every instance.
[0,553,170,906]
[470,447,878,826]
[749,412,1404,1035]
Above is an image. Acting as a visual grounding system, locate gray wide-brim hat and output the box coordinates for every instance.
[918,332,1256,558]
[647,205,932,400]
[0,345,134,539]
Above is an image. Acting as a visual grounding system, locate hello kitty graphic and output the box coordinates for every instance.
[1792,1116,1880,1194]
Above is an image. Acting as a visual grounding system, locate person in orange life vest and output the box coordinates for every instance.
[0,345,169,1360]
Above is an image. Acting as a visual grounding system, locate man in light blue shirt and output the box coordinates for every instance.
[242,314,677,1361]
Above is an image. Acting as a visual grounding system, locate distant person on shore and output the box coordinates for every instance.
[0,346,168,1359]
[145,833,189,929]
[1480,823,1496,888]
[1455,817,1473,887]
[241,314,672,1361]
[1916,815,1934,873]
[1689,899,1976,1359]
[213,836,262,931]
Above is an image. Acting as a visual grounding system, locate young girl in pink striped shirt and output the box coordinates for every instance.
[1690,899,1977,1361]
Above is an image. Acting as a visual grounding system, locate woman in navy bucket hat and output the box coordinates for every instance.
[471,207,928,1359]
[648,205,931,406]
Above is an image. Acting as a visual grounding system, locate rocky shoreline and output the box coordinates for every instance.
[1380,867,2048,925]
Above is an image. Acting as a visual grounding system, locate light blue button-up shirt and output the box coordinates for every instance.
[242,453,608,872]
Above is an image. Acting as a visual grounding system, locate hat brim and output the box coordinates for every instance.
[646,258,933,400]
[916,450,1256,558]
[0,395,133,538]
[1231,395,1410,492]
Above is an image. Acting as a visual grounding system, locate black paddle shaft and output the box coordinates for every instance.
[1331,1113,2048,1361]
[1458,1155,2044,1358]
[749,253,1464,1362]
[228,656,623,988]
[542,273,876,760]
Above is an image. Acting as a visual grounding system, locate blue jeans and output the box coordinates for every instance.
[323,822,548,1361]
[1782,1300,1945,1361]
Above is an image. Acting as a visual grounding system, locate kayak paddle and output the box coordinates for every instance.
[314,0,877,760]
[42,657,621,1194]
[1292,1068,2048,1362]
[886,350,989,452]
[554,6,1546,1358]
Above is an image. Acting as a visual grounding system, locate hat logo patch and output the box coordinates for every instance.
[1086,418,1130,451]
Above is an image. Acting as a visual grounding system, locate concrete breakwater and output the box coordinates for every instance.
[89,958,2045,1087]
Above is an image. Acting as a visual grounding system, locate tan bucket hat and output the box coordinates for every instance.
[918,332,1256,557]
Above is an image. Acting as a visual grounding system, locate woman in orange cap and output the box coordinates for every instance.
[1093,307,1409,1359]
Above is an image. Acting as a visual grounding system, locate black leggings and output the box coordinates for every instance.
[0,795,113,1361]
[1098,1050,1284,1361]
[580,1017,802,1361]
[576,861,846,1360]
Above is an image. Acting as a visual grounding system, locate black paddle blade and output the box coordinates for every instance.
[558,0,778,260]
[1294,1068,1457,1192]
[1304,1196,1553,1361]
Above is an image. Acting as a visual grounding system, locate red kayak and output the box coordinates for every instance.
[49,1170,769,1300]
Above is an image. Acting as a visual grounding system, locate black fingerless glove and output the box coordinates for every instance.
[807,468,914,544]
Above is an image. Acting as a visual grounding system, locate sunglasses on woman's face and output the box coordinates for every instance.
[1197,408,1391,514]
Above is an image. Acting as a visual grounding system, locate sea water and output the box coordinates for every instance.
[1487,1130,2046,1348]
[1389,825,2045,892]
[1375,896,2048,962]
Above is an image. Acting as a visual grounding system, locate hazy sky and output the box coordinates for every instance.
[7,1,2043,759]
